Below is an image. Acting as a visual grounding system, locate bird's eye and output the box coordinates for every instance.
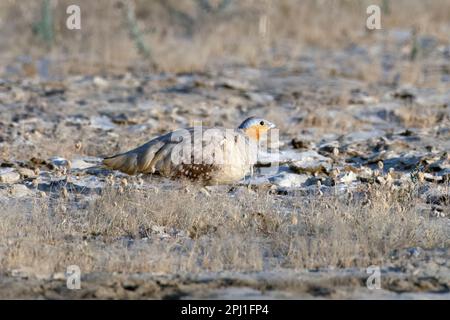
[259,121,265,126]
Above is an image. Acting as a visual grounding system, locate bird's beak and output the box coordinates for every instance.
[268,122,276,129]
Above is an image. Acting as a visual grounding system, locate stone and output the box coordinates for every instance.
[17,167,37,178]
[269,172,309,188]
[9,184,32,197]
[258,150,328,167]
[90,116,116,131]
[289,151,333,175]
[93,76,109,88]
[338,171,358,184]
[0,168,20,184]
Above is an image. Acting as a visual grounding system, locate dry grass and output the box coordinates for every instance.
[0,183,447,277]
[0,0,449,75]
[394,104,450,128]
[0,1,448,296]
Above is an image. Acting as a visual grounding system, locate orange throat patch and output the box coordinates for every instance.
[244,127,261,141]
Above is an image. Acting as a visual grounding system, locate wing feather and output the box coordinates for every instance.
[103,127,253,184]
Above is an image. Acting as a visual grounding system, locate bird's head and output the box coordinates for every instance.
[238,117,276,141]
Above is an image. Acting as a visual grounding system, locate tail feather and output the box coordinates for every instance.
[103,153,138,175]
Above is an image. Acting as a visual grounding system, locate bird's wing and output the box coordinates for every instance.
[103,127,218,175]
[103,127,252,182]
[102,130,178,175]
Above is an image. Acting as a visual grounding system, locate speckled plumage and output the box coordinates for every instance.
[103,117,275,184]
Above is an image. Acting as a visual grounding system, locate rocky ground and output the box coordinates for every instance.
[0,30,449,299]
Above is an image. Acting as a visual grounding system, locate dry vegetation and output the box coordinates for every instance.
[0,0,449,299]
[0,0,449,76]
[0,183,447,278]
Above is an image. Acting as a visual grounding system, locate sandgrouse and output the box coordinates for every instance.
[103,117,276,184]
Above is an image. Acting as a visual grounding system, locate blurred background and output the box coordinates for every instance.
[0,0,449,79]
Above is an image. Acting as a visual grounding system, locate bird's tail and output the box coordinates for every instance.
[102,153,138,175]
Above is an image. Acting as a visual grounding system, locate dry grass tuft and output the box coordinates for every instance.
[0,184,447,277]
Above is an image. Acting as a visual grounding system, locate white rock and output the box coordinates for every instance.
[10,184,32,197]
[90,116,116,131]
[269,172,309,188]
[50,157,70,167]
[93,76,109,88]
[72,175,105,190]
[288,151,333,174]
[0,168,20,184]
[258,150,321,166]
[339,171,358,184]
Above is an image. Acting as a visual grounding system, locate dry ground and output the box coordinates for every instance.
[0,184,448,299]
[0,0,449,299]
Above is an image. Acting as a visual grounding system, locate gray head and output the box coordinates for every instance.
[237,117,276,141]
